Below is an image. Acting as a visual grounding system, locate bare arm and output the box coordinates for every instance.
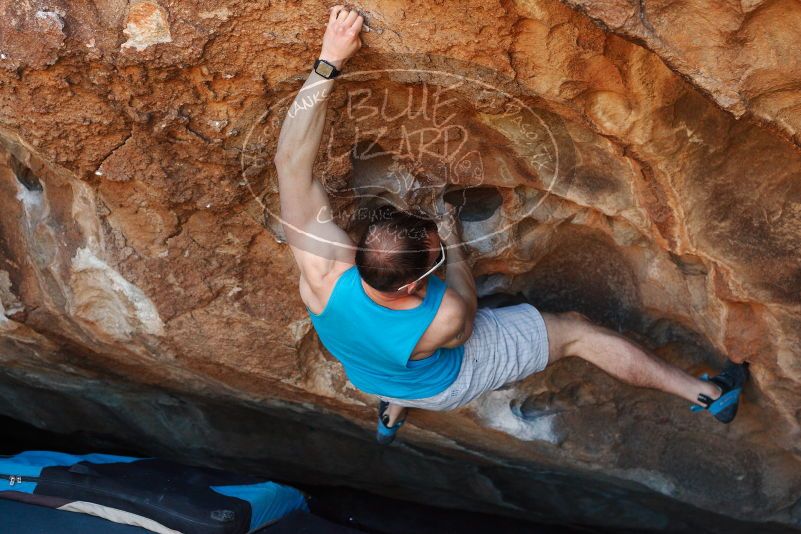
[438,204,478,346]
[273,6,364,280]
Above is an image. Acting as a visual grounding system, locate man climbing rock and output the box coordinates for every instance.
[273,5,749,444]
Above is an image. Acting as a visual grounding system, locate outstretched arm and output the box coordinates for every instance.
[273,6,364,280]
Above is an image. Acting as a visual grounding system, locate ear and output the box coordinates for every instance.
[405,282,419,295]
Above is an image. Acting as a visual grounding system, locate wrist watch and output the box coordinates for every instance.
[313,58,340,79]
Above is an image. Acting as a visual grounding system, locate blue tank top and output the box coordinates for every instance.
[307,266,464,399]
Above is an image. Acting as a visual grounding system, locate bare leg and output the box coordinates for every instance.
[542,312,721,405]
[385,403,407,427]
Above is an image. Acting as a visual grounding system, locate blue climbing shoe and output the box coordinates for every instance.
[690,360,749,424]
[376,401,405,445]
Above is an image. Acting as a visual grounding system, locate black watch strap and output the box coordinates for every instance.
[314,59,340,79]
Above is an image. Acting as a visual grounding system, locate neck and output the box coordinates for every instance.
[361,280,426,310]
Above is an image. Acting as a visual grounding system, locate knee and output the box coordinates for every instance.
[558,311,594,342]
[559,311,590,325]
[556,311,599,357]
[544,311,595,361]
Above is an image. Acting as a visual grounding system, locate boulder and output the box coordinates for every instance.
[0,0,799,530]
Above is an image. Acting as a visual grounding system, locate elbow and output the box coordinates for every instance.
[460,323,473,344]
[463,322,475,342]
[274,148,310,174]
[465,301,478,337]
[273,149,290,168]
[466,293,478,319]
[273,150,300,179]
[274,136,303,167]
[456,316,475,345]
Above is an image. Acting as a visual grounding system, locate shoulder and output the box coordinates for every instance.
[300,261,354,315]
[434,288,469,330]
[430,287,478,347]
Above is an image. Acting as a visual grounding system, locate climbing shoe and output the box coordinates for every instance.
[690,360,749,424]
[376,401,405,445]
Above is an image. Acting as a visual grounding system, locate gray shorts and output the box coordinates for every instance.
[378,303,550,411]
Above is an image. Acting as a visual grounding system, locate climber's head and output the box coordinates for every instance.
[355,206,443,295]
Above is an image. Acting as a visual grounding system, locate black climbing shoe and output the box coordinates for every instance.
[376,401,405,445]
[690,360,749,424]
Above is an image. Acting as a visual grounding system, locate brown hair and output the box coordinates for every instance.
[355,206,439,292]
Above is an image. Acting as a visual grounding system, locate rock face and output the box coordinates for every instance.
[562,0,801,148]
[0,0,800,531]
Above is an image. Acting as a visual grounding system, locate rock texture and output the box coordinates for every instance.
[562,0,801,148]
[0,0,800,531]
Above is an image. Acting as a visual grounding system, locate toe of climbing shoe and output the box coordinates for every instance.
[690,360,749,424]
[376,401,405,445]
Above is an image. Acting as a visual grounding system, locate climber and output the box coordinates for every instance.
[272,5,750,445]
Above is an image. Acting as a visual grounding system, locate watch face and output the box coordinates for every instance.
[316,62,334,78]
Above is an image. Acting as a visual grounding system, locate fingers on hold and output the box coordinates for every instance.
[348,18,364,35]
[336,7,349,22]
[344,9,358,26]
[329,5,344,22]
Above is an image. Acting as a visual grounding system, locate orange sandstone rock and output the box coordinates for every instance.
[0,0,799,530]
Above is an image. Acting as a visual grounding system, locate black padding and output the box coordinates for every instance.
[35,459,259,534]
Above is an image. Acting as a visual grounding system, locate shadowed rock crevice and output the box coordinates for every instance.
[445,187,504,222]
[8,152,42,192]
